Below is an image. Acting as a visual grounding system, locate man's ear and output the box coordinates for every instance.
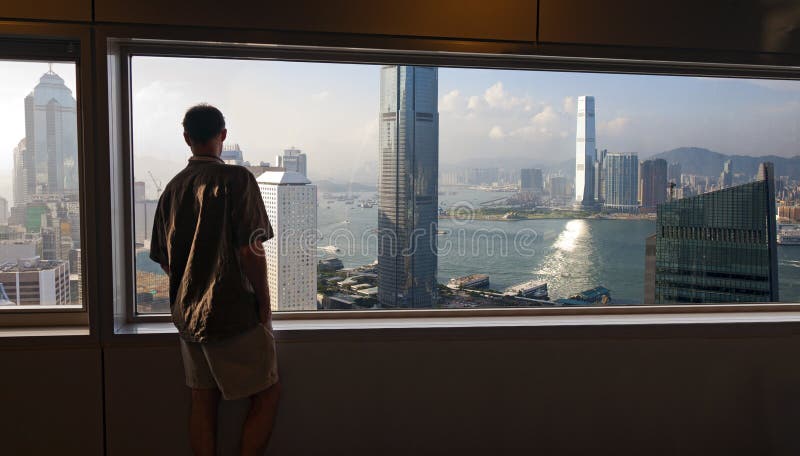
[220,128,228,142]
[183,131,193,148]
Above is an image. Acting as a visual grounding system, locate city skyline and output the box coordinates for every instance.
[4,60,800,202]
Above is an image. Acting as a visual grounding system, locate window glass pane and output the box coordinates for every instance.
[0,61,82,309]
[131,55,800,314]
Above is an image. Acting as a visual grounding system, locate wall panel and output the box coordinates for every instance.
[103,332,800,455]
[0,0,92,22]
[539,0,800,55]
[0,347,104,455]
[94,0,537,43]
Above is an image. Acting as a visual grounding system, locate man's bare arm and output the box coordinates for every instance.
[240,241,271,324]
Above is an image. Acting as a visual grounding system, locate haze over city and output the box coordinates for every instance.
[4,58,800,202]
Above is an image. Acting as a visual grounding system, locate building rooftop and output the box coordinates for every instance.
[256,170,311,185]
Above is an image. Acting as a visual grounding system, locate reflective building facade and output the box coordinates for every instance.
[575,95,596,205]
[602,153,639,212]
[654,163,779,303]
[378,66,438,308]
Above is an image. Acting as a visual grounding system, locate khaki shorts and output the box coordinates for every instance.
[179,323,279,400]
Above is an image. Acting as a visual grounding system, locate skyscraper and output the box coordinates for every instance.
[654,163,778,303]
[23,69,78,197]
[378,66,438,308]
[667,162,682,184]
[0,197,7,225]
[639,158,668,209]
[718,159,733,189]
[520,168,543,193]
[12,139,27,206]
[575,95,596,205]
[221,143,245,165]
[276,147,307,177]
[602,153,639,212]
[257,170,318,311]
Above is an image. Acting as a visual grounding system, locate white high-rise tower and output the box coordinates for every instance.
[257,170,317,311]
[575,95,596,204]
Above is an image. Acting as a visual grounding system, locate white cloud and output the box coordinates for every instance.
[532,105,558,124]
[484,82,507,108]
[467,95,482,110]
[440,90,461,112]
[488,125,506,139]
[563,96,576,115]
[600,116,631,135]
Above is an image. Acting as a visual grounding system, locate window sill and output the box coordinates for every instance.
[112,311,800,343]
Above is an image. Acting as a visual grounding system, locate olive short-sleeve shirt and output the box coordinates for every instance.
[150,157,273,343]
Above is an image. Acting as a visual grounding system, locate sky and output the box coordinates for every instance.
[2,57,800,201]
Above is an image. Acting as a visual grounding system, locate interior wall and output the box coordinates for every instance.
[102,331,800,456]
[0,346,104,455]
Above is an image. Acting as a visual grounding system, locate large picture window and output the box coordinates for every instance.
[0,60,83,310]
[126,53,800,316]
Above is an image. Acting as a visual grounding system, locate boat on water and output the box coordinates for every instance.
[319,245,341,254]
[778,229,800,245]
[504,280,548,299]
[447,274,490,290]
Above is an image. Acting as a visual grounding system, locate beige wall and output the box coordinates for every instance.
[98,330,800,455]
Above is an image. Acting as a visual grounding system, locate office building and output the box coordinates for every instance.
[221,143,245,165]
[133,181,158,244]
[520,168,543,193]
[575,95,596,205]
[639,158,668,209]
[654,163,778,303]
[378,65,438,308]
[0,196,7,225]
[547,175,569,197]
[667,162,682,184]
[602,153,639,212]
[12,138,27,206]
[22,68,78,197]
[718,159,733,189]
[258,170,318,311]
[0,256,71,306]
[276,147,307,177]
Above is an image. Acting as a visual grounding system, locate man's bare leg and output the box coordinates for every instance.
[240,382,281,456]
[189,388,220,456]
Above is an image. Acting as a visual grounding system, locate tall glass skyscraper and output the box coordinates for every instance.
[377,66,438,308]
[22,69,78,198]
[653,163,778,303]
[602,153,639,212]
[575,95,596,205]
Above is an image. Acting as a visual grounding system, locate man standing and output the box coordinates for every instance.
[150,104,280,456]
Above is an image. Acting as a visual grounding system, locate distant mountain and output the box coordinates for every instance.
[652,147,800,179]
[315,180,377,193]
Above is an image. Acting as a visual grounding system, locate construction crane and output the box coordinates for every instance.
[148,170,162,194]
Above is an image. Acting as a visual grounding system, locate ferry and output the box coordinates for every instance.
[504,280,548,299]
[778,229,800,245]
[319,245,341,254]
[447,274,490,290]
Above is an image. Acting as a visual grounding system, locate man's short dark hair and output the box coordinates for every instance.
[182,104,226,144]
